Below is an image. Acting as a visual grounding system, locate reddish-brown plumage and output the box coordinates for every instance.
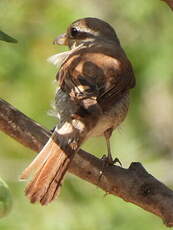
[20,17,135,205]
[25,139,75,205]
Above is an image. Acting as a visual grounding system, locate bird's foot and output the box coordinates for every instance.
[101,154,122,167]
[98,154,122,184]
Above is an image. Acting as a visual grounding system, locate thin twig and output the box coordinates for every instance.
[0,98,173,227]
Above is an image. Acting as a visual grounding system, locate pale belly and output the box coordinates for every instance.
[86,93,129,138]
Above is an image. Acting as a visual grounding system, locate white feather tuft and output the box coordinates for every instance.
[47,44,83,68]
[47,51,71,68]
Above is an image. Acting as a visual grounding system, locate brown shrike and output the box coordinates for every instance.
[20,17,135,205]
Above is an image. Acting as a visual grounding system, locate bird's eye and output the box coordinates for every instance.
[70,27,79,37]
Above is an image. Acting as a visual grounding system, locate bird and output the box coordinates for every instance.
[20,17,136,205]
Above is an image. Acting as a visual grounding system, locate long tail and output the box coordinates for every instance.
[20,122,85,205]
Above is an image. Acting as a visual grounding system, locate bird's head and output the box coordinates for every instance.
[53,17,120,49]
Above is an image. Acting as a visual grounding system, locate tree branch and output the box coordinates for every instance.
[161,0,173,10]
[1,98,173,227]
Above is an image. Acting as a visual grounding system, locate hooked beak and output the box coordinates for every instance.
[53,33,68,46]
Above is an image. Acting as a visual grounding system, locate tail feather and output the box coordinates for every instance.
[20,137,75,205]
[20,120,87,205]
[40,156,71,205]
[20,138,53,180]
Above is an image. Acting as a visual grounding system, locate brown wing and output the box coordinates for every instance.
[57,43,135,112]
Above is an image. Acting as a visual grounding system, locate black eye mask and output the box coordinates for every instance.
[69,27,95,40]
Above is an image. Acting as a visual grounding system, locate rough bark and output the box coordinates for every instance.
[1,98,173,227]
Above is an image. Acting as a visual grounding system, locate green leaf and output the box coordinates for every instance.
[0,178,13,218]
[0,30,17,43]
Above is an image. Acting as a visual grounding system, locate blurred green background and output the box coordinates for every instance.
[0,0,173,229]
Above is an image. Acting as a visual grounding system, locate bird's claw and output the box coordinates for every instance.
[97,154,122,185]
[101,154,122,167]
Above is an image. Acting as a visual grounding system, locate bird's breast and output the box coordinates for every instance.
[86,93,129,138]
